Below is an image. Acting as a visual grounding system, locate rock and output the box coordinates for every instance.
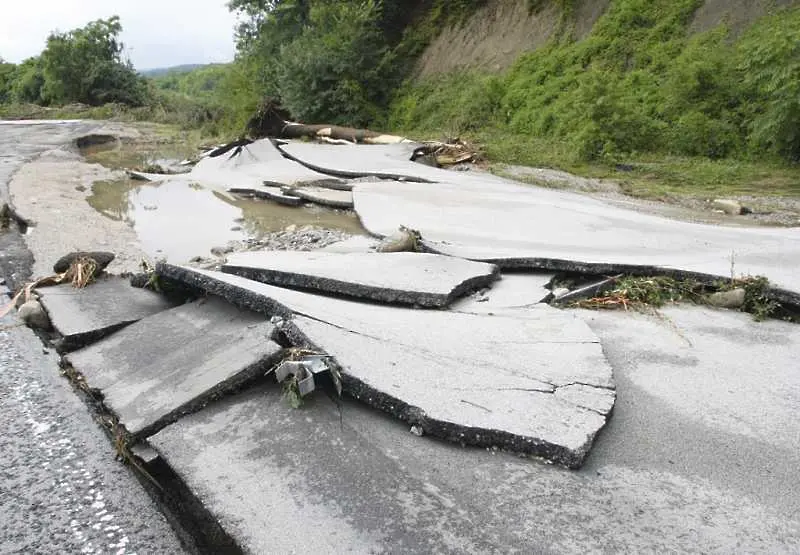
[210,246,234,257]
[53,251,115,274]
[17,300,51,330]
[706,288,746,309]
[712,199,747,216]
[377,227,418,253]
[552,287,571,299]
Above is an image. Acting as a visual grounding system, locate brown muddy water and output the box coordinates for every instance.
[81,139,365,262]
[87,178,364,263]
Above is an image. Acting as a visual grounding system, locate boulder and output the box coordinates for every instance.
[712,199,749,216]
[706,288,746,309]
[53,251,115,274]
[17,300,51,330]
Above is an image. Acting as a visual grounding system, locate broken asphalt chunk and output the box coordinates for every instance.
[64,296,283,439]
[38,277,174,352]
[222,250,500,307]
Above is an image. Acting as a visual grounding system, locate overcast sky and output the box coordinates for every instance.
[0,0,239,70]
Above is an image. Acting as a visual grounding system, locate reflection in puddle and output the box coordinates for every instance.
[87,178,365,263]
[79,140,195,173]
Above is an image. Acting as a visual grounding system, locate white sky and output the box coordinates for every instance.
[0,0,239,70]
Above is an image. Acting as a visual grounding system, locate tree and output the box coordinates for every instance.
[0,58,17,103]
[39,16,148,106]
[12,58,45,104]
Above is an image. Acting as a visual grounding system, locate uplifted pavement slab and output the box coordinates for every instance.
[65,296,283,439]
[285,186,354,209]
[278,141,442,182]
[156,264,614,467]
[38,277,174,352]
[175,139,332,192]
[450,272,555,314]
[228,185,305,206]
[222,250,500,307]
[353,180,800,297]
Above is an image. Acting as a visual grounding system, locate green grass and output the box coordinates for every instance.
[388,1,800,199]
[400,127,800,200]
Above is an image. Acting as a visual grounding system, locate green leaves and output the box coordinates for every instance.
[36,16,148,107]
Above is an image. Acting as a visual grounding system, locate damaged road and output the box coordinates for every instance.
[3,120,800,553]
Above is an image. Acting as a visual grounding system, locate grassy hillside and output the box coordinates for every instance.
[387,0,800,197]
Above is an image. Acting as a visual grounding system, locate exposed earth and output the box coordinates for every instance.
[2,120,799,553]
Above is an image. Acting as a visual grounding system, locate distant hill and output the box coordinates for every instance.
[139,64,207,78]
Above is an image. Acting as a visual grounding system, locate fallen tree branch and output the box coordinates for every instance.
[245,98,411,145]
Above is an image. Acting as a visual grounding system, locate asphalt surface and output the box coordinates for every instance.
[1,120,185,555]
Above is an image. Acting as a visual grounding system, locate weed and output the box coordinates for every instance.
[281,375,304,409]
[738,276,779,321]
[572,276,704,311]
[571,273,784,321]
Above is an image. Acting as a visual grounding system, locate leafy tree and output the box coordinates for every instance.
[39,16,148,106]
[0,58,17,103]
[275,1,393,125]
[12,58,46,104]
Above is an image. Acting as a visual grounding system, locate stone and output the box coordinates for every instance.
[222,251,499,308]
[706,288,746,309]
[156,265,615,467]
[64,296,283,439]
[53,251,115,274]
[17,299,51,330]
[37,277,174,352]
[552,287,571,299]
[377,227,418,253]
[712,199,746,216]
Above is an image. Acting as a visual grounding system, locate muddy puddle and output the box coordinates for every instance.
[87,178,365,262]
[80,140,195,174]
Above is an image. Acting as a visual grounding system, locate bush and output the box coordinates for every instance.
[737,8,800,161]
[275,1,393,126]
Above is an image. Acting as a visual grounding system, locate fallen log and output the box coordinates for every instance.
[245,98,411,145]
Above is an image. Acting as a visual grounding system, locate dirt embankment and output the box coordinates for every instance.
[414,0,609,78]
[415,0,800,79]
